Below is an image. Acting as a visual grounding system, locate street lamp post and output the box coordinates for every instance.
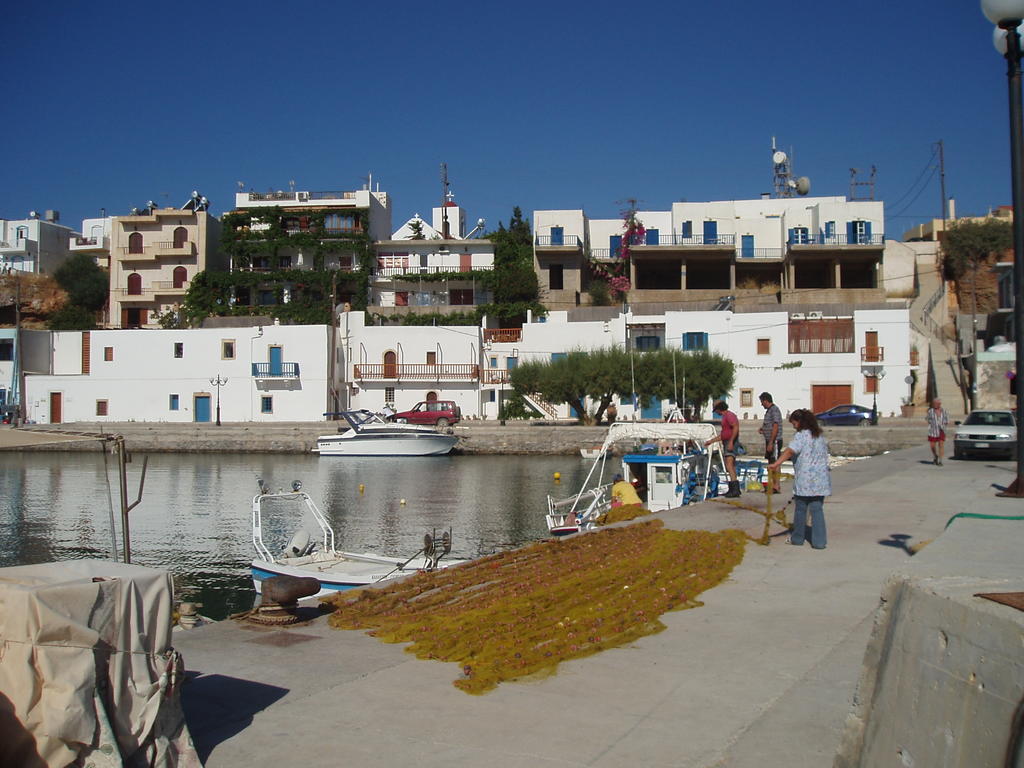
[983,0,1024,495]
[863,365,886,425]
[209,375,227,427]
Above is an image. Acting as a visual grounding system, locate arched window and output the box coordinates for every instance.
[383,350,397,378]
[127,273,142,295]
[128,232,143,254]
[172,266,187,288]
[172,226,187,249]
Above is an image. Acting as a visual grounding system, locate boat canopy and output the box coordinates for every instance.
[599,422,718,453]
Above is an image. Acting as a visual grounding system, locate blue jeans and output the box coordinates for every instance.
[791,495,826,549]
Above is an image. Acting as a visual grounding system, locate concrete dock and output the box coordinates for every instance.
[173,445,1024,767]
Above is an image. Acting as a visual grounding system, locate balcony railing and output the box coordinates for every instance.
[373,264,494,277]
[247,190,357,202]
[353,363,480,381]
[484,328,522,343]
[482,369,511,384]
[861,346,884,363]
[789,234,884,247]
[535,234,582,247]
[74,236,98,246]
[737,247,784,259]
[252,362,301,378]
[641,234,737,246]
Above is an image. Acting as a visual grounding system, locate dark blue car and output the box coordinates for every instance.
[815,404,874,426]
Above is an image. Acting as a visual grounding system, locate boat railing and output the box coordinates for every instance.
[546,484,611,531]
[252,489,336,563]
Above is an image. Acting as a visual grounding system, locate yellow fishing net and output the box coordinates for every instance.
[326,520,746,694]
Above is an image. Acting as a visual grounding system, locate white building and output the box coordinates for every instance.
[22,324,334,423]
[482,306,913,421]
[339,310,482,417]
[0,212,78,274]
[372,199,494,316]
[69,216,113,270]
[533,196,886,310]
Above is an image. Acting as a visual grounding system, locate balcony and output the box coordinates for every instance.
[484,328,522,343]
[638,234,737,247]
[70,235,109,252]
[737,247,784,260]
[861,346,885,363]
[482,369,511,384]
[252,362,301,379]
[789,234,884,247]
[353,363,480,381]
[535,234,582,247]
[373,264,494,278]
[154,241,193,257]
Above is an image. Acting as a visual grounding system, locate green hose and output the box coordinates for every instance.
[945,512,1024,529]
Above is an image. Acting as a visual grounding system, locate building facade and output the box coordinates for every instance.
[0,212,78,274]
[534,196,886,310]
[107,206,224,329]
[22,324,333,423]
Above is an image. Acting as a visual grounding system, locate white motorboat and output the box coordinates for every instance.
[313,409,458,457]
[251,481,463,597]
[548,422,729,536]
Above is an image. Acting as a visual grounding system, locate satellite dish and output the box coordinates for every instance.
[795,176,811,195]
[772,150,788,165]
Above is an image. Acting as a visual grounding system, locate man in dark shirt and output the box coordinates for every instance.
[760,392,783,493]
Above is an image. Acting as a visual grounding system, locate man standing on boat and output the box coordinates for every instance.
[705,400,742,497]
[610,473,643,507]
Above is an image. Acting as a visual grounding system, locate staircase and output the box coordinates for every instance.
[523,393,559,420]
[927,337,967,417]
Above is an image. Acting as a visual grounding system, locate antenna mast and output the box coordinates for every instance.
[440,163,450,239]
[849,166,877,201]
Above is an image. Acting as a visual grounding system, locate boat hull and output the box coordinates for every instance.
[314,431,458,456]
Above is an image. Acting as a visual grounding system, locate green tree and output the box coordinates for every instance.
[47,304,97,330]
[485,206,542,324]
[54,253,108,311]
[678,350,736,419]
[942,218,1012,281]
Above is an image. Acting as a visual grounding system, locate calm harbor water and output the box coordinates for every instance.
[0,452,597,619]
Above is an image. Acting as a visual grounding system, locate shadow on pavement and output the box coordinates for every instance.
[877,533,917,555]
[183,672,289,761]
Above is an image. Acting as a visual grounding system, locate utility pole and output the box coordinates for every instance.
[14,276,23,426]
[937,139,948,227]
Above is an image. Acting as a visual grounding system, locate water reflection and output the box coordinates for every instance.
[0,452,595,619]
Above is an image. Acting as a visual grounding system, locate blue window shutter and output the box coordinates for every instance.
[864,221,872,242]
[702,332,709,349]
[825,221,835,239]
[682,221,692,238]
[551,352,567,361]
[610,235,622,257]
[741,235,754,258]
[787,228,794,244]
[550,226,563,246]
[645,228,659,245]
[506,357,518,370]
[847,221,855,244]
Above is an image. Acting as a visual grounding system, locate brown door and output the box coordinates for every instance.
[383,350,397,378]
[812,384,853,414]
[49,392,62,424]
[864,330,880,362]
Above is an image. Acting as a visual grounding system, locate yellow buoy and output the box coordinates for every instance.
[400,498,406,505]
[359,483,365,494]
[553,471,561,481]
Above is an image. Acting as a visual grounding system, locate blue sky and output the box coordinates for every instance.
[1,1,1009,238]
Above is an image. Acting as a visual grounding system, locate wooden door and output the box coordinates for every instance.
[812,384,853,414]
[49,392,62,424]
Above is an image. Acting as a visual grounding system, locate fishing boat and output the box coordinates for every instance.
[548,422,729,536]
[251,480,462,597]
[313,409,458,457]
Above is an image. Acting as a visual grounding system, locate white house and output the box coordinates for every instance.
[0,212,78,274]
[534,196,886,310]
[339,310,483,417]
[22,323,334,423]
[372,198,494,316]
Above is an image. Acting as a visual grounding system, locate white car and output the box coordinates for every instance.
[953,410,1017,460]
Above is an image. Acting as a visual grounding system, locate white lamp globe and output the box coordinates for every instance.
[983,0,1024,25]
[994,21,1024,54]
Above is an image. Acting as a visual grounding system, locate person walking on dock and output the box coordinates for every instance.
[768,409,831,549]
[926,398,949,466]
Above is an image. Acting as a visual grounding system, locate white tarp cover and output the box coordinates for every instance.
[599,422,719,451]
[0,559,201,768]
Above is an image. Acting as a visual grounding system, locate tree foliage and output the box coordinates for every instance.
[485,206,543,324]
[47,304,97,330]
[942,218,1012,281]
[54,253,108,312]
[509,346,735,423]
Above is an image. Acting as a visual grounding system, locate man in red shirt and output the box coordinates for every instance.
[705,400,742,497]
